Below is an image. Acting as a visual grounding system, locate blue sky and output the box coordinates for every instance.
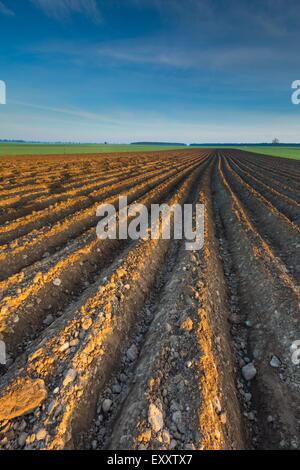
[0,0,300,143]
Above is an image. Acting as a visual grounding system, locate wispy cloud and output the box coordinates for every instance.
[12,100,116,124]
[0,1,15,16]
[3,100,300,143]
[125,0,300,40]
[97,43,278,69]
[29,38,287,71]
[31,0,101,22]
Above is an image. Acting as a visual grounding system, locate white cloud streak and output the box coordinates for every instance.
[31,0,101,22]
[0,1,15,16]
[11,100,122,125]
[2,106,300,143]
[29,38,287,71]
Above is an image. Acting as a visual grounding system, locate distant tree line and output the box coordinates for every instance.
[131,142,187,146]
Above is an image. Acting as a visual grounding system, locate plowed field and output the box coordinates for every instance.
[0,148,299,450]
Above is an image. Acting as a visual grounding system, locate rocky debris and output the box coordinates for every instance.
[43,314,54,326]
[53,278,62,287]
[0,378,47,421]
[63,368,77,387]
[161,429,171,446]
[212,396,222,414]
[172,410,184,433]
[180,317,193,331]
[102,399,113,413]
[169,439,177,449]
[59,341,70,352]
[112,384,121,394]
[126,344,138,362]
[36,428,47,441]
[82,317,93,331]
[270,356,281,368]
[18,432,28,447]
[148,403,164,433]
[241,363,257,381]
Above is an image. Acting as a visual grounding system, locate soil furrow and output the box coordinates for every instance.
[0,158,209,359]
[99,162,244,451]
[213,151,300,449]
[0,162,205,449]
[226,157,300,225]
[221,158,300,282]
[0,159,202,279]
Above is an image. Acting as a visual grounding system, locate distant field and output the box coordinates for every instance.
[1,142,300,160]
[0,143,183,156]
[236,146,300,160]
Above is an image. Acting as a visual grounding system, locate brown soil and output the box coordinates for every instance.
[0,148,299,450]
